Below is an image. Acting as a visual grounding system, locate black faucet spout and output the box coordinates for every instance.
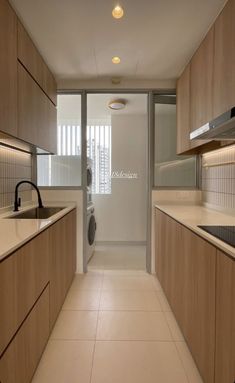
[14,181,44,212]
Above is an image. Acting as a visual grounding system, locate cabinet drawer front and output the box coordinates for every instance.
[0,230,49,355]
[0,285,50,383]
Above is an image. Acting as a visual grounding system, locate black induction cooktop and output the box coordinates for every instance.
[198,225,235,248]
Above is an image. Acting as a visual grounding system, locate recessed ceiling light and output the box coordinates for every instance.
[112,5,124,19]
[108,99,126,110]
[112,56,121,64]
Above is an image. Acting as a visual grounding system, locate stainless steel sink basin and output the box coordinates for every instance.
[8,207,65,219]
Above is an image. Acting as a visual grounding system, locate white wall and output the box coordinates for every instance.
[32,189,84,273]
[93,114,148,243]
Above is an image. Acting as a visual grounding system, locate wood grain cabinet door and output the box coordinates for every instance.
[215,251,235,383]
[18,62,57,153]
[49,210,76,329]
[0,0,17,137]
[0,285,50,383]
[190,26,214,134]
[18,20,57,106]
[176,65,191,154]
[213,0,235,118]
[155,209,184,317]
[180,227,216,383]
[0,230,49,356]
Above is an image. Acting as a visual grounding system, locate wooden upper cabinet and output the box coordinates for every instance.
[17,20,57,106]
[215,251,235,383]
[0,0,17,137]
[177,28,216,154]
[214,0,235,117]
[190,26,214,133]
[176,65,191,154]
[18,62,57,153]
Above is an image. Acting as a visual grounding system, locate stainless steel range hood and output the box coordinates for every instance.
[190,107,235,140]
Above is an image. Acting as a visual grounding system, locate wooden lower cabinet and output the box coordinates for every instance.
[0,230,49,355]
[49,209,76,328]
[0,209,76,383]
[0,285,50,383]
[155,209,182,305]
[179,227,216,383]
[155,209,216,383]
[215,251,235,383]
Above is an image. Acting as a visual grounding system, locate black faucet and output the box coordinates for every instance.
[14,180,44,212]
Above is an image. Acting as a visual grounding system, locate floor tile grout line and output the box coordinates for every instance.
[50,338,178,343]
[153,277,191,383]
[89,271,104,383]
[172,341,191,383]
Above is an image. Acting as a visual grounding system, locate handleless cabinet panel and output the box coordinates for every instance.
[0,286,50,383]
[0,0,17,137]
[155,208,216,383]
[215,251,235,383]
[18,62,57,153]
[213,0,235,118]
[49,209,76,329]
[18,20,57,106]
[0,230,49,355]
[179,226,216,383]
[190,26,214,134]
[176,65,191,154]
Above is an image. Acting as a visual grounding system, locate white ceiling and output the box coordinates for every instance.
[10,0,226,86]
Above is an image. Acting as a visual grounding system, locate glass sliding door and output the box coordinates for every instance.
[154,94,197,188]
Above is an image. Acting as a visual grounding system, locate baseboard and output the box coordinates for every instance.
[95,241,147,246]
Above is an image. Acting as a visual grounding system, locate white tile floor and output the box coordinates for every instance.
[88,245,146,270]
[32,270,203,383]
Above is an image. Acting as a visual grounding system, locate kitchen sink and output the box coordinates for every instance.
[8,207,65,219]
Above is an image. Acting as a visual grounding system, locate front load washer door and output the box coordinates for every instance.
[88,214,96,245]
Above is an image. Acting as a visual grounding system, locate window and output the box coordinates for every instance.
[87,125,111,194]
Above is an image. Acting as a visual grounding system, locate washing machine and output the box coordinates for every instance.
[86,202,96,262]
[87,159,93,205]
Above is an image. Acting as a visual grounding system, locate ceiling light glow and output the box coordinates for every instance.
[112,5,124,19]
[112,56,121,64]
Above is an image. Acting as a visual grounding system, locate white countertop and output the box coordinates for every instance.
[0,202,76,262]
[155,202,235,260]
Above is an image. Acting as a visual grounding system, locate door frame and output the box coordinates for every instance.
[83,90,151,273]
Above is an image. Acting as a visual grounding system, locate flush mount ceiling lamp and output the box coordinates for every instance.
[112,56,121,64]
[112,4,124,19]
[108,99,126,110]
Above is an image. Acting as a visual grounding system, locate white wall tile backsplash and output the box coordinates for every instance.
[0,146,32,208]
[201,144,235,209]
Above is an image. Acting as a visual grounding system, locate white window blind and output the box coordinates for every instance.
[57,125,81,155]
[87,125,111,194]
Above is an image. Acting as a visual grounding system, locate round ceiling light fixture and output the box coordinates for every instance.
[112,4,124,19]
[112,56,121,64]
[108,99,126,110]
